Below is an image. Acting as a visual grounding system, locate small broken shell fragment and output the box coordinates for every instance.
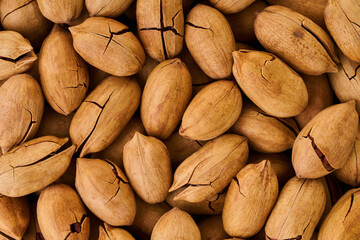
[318,188,360,240]
[0,196,30,240]
[98,223,135,240]
[254,5,339,75]
[0,136,75,197]
[0,73,44,154]
[0,31,37,80]
[75,158,136,226]
[151,208,201,240]
[37,183,90,240]
[70,75,141,157]
[69,17,145,77]
[265,177,326,240]
[169,134,248,203]
[292,101,359,178]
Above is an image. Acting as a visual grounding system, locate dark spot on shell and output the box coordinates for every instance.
[293,30,304,38]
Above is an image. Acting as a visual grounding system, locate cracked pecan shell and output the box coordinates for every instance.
[0,74,44,154]
[0,136,75,197]
[329,52,360,114]
[318,188,360,240]
[254,5,339,75]
[231,101,299,153]
[39,24,89,116]
[137,0,184,62]
[86,0,134,18]
[37,183,90,240]
[185,4,235,79]
[123,132,172,204]
[99,223,135,240]
[151,207,201,240]
[37,0,83,24]
[233,50,308,118]
[75,158,136,226]
[169,134,248,203]
[69,75,141,157]
[292,101,359,179]
[325,0,360,63]
[0,31,37,80]
[265,177,326,240]
[69,17,145,77]
[0,195,30,240]
[223,160,278,238]
[141,58,192,139]
[179,80,242,141]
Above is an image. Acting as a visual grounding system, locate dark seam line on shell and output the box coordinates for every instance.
[103,224,112,240]
[344,193,354,222]
[256,112,298,136]
[49,95,67,115]
[160,0,168,59]
[1,0,34,22]
[338,4,360,39]
[0,51,32,63]
[104,159,128,203]
[65,59,87,89]
[103,23,131,55]
[233,176,247,198]
[208,190,225,212]
[65,214,88,239]
[93,0,112,16]
[266,234,302,240]
[19,107,37,145]
[160,59,177,69]
[195,140,203,146]
[192,79,216,86]
[341,64,360,81]
[0,231,16,240]
[260,55,276,83]
[185,21,214,37]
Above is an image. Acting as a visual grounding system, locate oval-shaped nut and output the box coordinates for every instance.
[92,115,145,169]
[223,161,278,238]
[226,1,268,43]
[233,50,308,117]
[198,216,229,240]
[265,177,326,240]
[123,132,172,204]
[292,101,359,178]
[70,76,141,157]
[151,208,201,240]
[185,4,236,79]
[0,136,75,197]
[75,158,136,226]
[0,31,37,80]
[37,184,90,240]
[166,188,226,215]
[266,0,327,27]
[0,196,30,240]
[334,127,360,187]
[295,74,333,129]
[137,0,184,62]
[141,59,192,139]
[0,74,44,154]
[325,0,360,63]
[99,224,135,240]
[132,197,171,236]
[37,0,83,24]
[231,101,299,153]
[0,0,52,48]
[39,24,89,115]
[169,134,248,203]
[318,188,360,240]
[248,152,294,187]
[179,80,242,141]
[254,5,339,75]
[210,0,255,14]
[69,17,145,77]
[329,52,360,114]
[86,0,133,18]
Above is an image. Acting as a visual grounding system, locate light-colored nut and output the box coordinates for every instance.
[37,0,84,24]
[86,0,134,18]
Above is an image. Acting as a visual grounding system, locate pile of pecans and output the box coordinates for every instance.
[0,0,359,239]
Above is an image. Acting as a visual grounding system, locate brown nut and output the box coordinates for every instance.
[98,223,135,240]
[0,31,37,80]
[37,0,84,24]
[151,207,201,240]
[86,0,134,18]
[123,132,172,204]
[141,59,192,139]
[69,17,145,77]
[292,101,359,178]
[75,158,136,226]
[232,50,308,117]
[70,75,141,157]
[0,136,75,197]
[185,4,236,79]
[210,0,256,14]
[179,80,242,141]
[198,216,229,240]
[137,0,184,62]
[169,134,248,203]
[37,183,90,240]
[39,24,89,115]
[254,5,339,75]
[0,74,44,154]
